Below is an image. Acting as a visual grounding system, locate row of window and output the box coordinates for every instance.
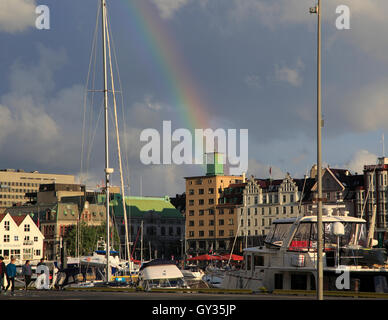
[188,179,214,186]
[0,193,31,198]
[0,181,39,187]
[241,206,297,215]
[188,208,234,216]
[188,188,215,195]
[241,218,272,228]
[188,198,216,206]
[3,235,38,242]
[4,222,30,232]
[188,219,234,227]
[188,229,233,237]
[0,249,41,259]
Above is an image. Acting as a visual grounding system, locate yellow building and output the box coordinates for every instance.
[185,153,242,255]
[0,169,75,208]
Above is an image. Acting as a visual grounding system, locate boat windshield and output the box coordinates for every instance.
[288,222,367,252]
[265,223,293,247]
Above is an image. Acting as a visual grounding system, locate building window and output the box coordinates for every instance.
[208,199,214,205]
[4,221,9,231]
[219,219,224,226]
[228,219,234,225]
[199,220,204,226]
[283,207,287,214]
[161,227,166,236]
[199,231,204,237]
[229,230,234,236]
[199,210,204,216]
[189,231,194,237]
[229,208,234,214]
[219,230,224,236]
[199,199,204,205]
[34,236,38,242]
[189,189,194,195]
[218,209,224,215]
[208,188,214,194]
[189,200,194,206]
[4,235,9,243]
[199,189,204,195]
[290,195,294,202]
[189,220,194,227]
[35,250,41,256]
[209,230,214,237]
[209,220,214,226]
[14,236,18,241]
[189,210,194,216]
[208,209,214,215]
[24,224,30,232]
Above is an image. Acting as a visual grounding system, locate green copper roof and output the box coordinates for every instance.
[111,194,183,219]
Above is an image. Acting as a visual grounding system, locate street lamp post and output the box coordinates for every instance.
[310,0,323,300]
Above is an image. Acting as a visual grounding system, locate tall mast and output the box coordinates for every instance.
[101,0,111,283]
[316,0,323,300]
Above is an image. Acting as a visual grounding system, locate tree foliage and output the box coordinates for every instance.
[64,222,120,256]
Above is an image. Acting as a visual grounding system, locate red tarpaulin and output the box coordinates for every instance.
[187,254,222,261]
[220,254,243,261]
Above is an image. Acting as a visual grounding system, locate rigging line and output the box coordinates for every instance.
[106,15,131,194]
[107,9,132,243]
[106,13,132,275]
[298,170,308,217]
[81,1,101,185]
[85,99,105,180]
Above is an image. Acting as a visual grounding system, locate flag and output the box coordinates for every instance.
[269,167,272,176]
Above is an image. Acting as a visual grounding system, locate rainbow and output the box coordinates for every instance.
[117,0,210,132]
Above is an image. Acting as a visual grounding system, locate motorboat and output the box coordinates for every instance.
[181,264,205,281]
[221,204,388,293]
[138,259,189,291]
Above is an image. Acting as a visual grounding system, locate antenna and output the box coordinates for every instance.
[382,133,385,157]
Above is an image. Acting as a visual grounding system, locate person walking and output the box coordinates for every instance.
[22,260,32,291]
[5,257,17,296]
[0,256,6,294]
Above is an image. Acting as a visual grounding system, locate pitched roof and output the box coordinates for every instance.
[111,195,183,219]
[0,213,27,226]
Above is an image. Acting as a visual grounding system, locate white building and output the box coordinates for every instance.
[0,213,44,264]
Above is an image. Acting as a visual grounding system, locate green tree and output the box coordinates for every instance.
[64,222,120,256]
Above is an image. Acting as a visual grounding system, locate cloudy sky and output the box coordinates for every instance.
[1,0,387,197]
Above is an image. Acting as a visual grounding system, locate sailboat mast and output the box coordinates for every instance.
[316,0,323,301]
[101,0,111,283]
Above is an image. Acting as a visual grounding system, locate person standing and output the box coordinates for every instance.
[37,258,45,267]
[5,257,17,296]
[22,260,32,291]
[0,256,5,293]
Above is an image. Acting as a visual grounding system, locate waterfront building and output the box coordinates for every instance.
[359,157,388,244]
[184,152,243,256]
[6,183,107,260]
[111,195,185,260]
[0,212,44,263]
[0,169,74,208]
